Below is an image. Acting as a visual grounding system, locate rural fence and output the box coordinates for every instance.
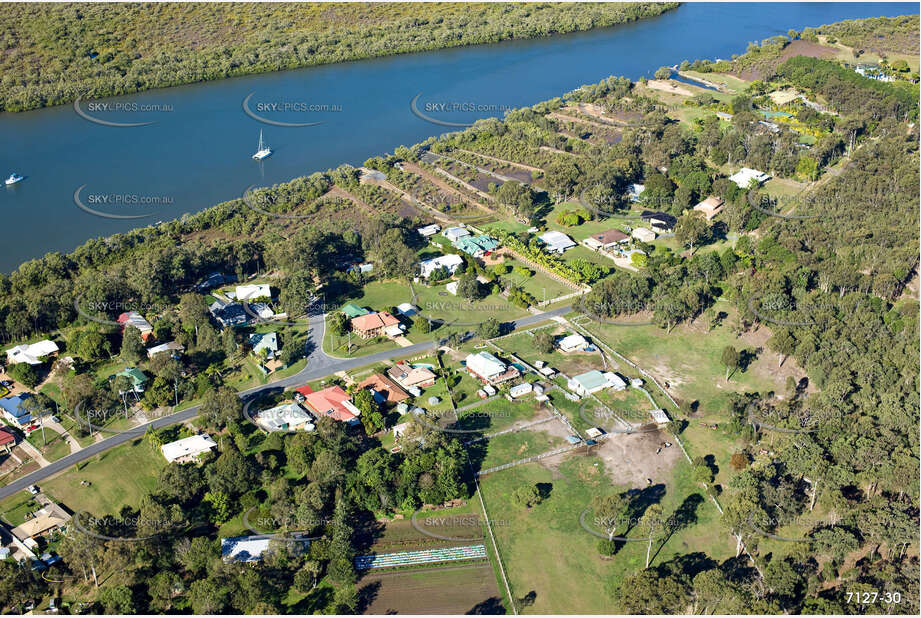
[464,415,558,445]
[477,443,582,476]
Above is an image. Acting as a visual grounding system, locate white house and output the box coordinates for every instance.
[443,226,470,243]
[420,254,465,278]
[509,383,533,398]
[418,224,441,237]
[631,227,656,243]
[538,231,576,254]
[256,403,315,432]
[235,284,272,301]
[558,334,588,352]
[465,351,518,384]
[146,341,184,359]
[6,340,59,365]
[728,167,770,189]
[161,434,217,464]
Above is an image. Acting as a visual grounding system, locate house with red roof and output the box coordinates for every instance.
[301,386,362,424]
[350,312,401,339]
[0,428,16,453]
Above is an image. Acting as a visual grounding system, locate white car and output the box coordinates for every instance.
[27,485,39,495]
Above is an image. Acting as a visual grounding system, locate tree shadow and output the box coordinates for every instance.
[650,493,705,566]
[467,597,507,614]
[738,347,759,373]
[356,580,381,613]
[535,483,553,501]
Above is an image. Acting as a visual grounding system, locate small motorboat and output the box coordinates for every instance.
[5,173,23,185]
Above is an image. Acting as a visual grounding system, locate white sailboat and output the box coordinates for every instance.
[252,130,272,160]
[5,173,23,186]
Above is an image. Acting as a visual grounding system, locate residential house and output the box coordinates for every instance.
[222,535,309,563]
[631,227,656,243]
[117,312,154,341]
[115,367,148,394]
[146,341,184,359]
[160,434,217,463]
[341,303,369,319]
[209,300,248,327]
[256,403,315,432]
[728,167,770,189]
[235,284,272,301]
[301,386,361,424]
[693,196,725,221]
[538,230,576,254]
[195,272,234,292]
[350,312,401,338]
[387,363,436,390]
[628,183,645,202]
[419,254,465,279]
[584,230,629,252]
[249,302,275,320]
[0,428,15,453]
[567,370,628,396]
[249,332,279,359]
[0,394,32,429]
[454,235,499,258]
[358,374,410,404]
[5,340,59,366]
[10,503,71,543]
[442,226,470,243]
[417,224,441,238]
[640,211,677,233]
[558,334,589,352]
[396,303,418,317]
[465,351,520,384]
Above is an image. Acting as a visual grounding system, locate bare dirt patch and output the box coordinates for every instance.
[358,562,502,615]
[735,40,837,81]
[595,429,682,488]
[646,79,694,96]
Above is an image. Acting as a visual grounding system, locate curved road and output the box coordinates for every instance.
[0,305,572,500]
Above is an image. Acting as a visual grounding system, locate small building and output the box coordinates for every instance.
[115,367,148,394]
[249,332,279,359]
[146,341,184,359]
[347,263,374,275]
[539,366,557,377]
[631,377,643,388]
[249,302,275,320]
[586,427,604,438]
[558,334,589,353]
[161,434,217,464]
[693,196,725,221]
[359,373,410,403]
[641,211,677,233]
[256,403,315,432]
[728,167,770,189]
[650,408,670,424]
[442,226,471,243]
[420,254,465,279]
[221,535,309,563]
[0,394,32,428]
[584,230,629,252]
[603,371,627,391]
[396,303,418,317]
[209,300,248,327]
[465,351,520,384]
[538,231,576,254]
[568,370,611,397]
[509,383,533,399]
[117,312,154,341]
[628,184,645,202]
[383,324,405,339]
[418,224,441,238]
[350,312,401,338]
[483,384,497,397]
[631,227,656,243]
[6,340,59,366]
[387,363,436,390]
[196,272,234,291]
[235,284,272,301]
[302,386,361,424]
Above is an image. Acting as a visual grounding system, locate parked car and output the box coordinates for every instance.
[0,380,13,388]
[27,485,39,495]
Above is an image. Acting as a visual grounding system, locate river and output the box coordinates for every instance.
[0,2,913,272]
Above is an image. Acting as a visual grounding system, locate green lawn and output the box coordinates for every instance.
[475,425,568,472]
[0,491,44,526]
[42,438,166,517]
[498,257,576,303]
[479,453,733,614]
[26,427,72,462]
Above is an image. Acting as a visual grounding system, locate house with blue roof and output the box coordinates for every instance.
[0,393,33,428]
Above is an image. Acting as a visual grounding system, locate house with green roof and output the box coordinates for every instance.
[341,303,370,319]
[116,367,148,393]
[455,235,500,258]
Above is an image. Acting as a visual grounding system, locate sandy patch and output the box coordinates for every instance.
[646,79,694,97]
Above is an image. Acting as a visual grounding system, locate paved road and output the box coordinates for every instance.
[0,304,572,500]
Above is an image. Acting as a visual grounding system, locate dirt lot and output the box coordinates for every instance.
[359,562,503,614]
[736,40,837,81]
[542,428,681,489]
